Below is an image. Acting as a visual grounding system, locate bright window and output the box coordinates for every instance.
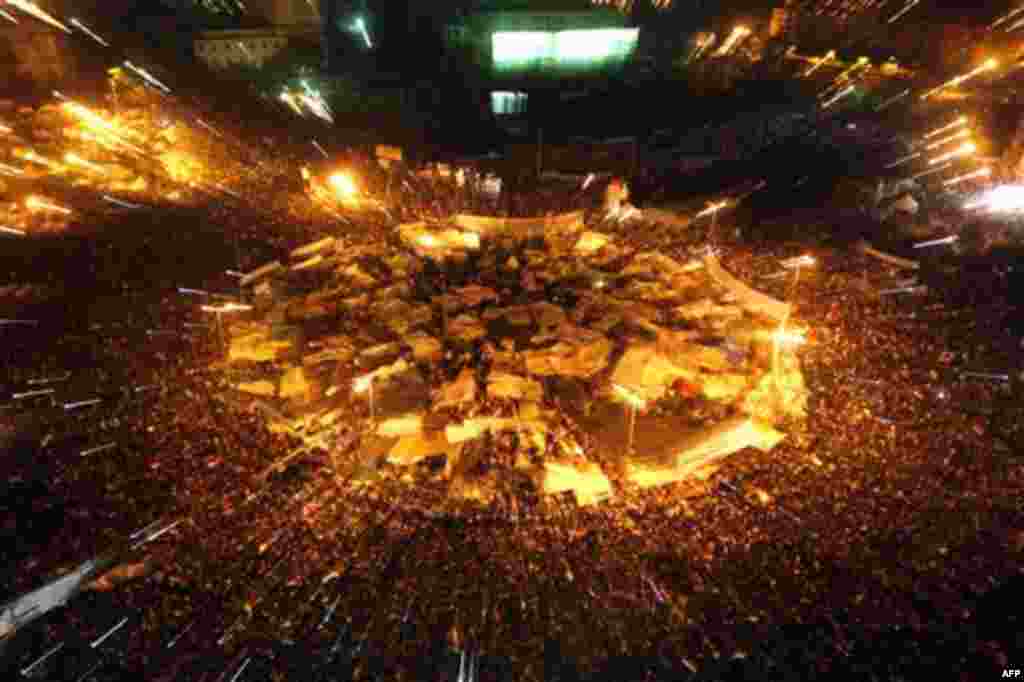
[491,91,528,115]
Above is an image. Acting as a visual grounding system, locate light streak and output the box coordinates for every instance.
[875,89,910,111]
[6,0,70,32]
[91,617,129,649]
[943,167,990,186]
[64,152,106,174]
[64,398,101,410]
[887,0,920,23]
[25,196,72,214]
[200,302,252,313]
[924,128,972,150]
[924,116,969,138]
[27,373,69,385]
[20,642,65,676]
[879,285,926,295]
[804,50,836,77]
[13,388,54,399]
[822,85,855,108]
[69,18,109,46]
[0,226,26,236]
[714,26,750,57]
[0,162,23,176]
[780,254,815,269]
[929,142,976,165]
[696,200,728,218]
[179,287,212,296]
[1006,15,1024,31]
[911,234,958,249]
[353,16,373,48]
[0,319,38,325]
[102,195,142,208]
[312,140,329,158]
[124,61,171,93]
[0,122,11,134]
[911,163,952,180]
[80,442,117,457]
[0,8,18,23]
[921,60,997,100]
[992,5,1024,28]
[961,371,1010,382]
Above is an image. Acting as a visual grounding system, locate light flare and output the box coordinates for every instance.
[696,200,728,218]
[964,184,1024,212]
[924,128,972,150]
[327,172,358,201]
[612,383,647,410]
[64,152,106,174]
[804,50,836,77]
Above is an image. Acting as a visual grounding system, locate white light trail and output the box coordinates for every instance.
[0,8,19,23]
[924,128,971,150]
[992,5,1024,28]
[312,140,328,158]
[913,235,958,248]
[888,0,920,23]
[925,116,968,138]
[6,0,70,32]
[822,85,855,108]
[943,167,990,186]
[69,18,109,46]
[102,195,142,209]
[875,89,910,111]
[804,50,835,77]
[124,61,171,94]
[929,142,976,165]
[0,226,26,236]
[911,163,951,180]
[353,16,372,48]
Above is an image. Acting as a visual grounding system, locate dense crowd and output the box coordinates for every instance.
[2,77,1023,682]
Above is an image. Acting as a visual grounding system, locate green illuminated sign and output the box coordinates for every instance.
[492,28,639,72]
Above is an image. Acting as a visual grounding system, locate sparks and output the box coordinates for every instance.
[822,85,855,109]
[0,226,26,236]
[772,328,808,347]
[804,50,836,77]
[911,163,952,180]
[713,26,750,57]
[925,116,969,138]
[327,172,358,201]
[780,254,815,269]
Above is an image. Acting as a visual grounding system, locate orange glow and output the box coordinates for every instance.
[613,383,647,410]
[327,172,358,201]
[25,196,72,214]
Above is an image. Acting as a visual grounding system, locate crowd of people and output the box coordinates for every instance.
[1,72,1022,682]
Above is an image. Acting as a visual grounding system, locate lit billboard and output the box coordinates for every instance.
[492,28,639,73]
